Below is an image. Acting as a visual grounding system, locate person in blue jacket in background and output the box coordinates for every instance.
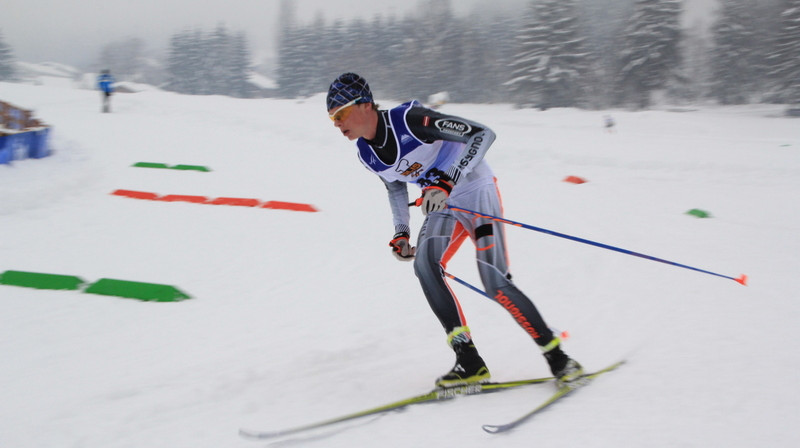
[97,70,115,113]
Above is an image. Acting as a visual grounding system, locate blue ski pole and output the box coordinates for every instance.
[443,271,570,339]
[411,200,747,285]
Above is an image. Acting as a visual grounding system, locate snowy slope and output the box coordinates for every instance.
[1,81,799,448]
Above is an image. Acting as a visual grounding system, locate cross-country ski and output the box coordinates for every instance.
[482,360,626,434]
[239,375,554,440]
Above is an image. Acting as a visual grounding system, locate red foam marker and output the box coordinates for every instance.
[208,197,261,207]
[563,176,587,184]
[262,201,318,212]
[111,189,160,200]
[158,194,209,203]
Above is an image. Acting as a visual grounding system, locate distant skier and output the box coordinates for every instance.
[97,70,115,113]
[604,115,616,133]
[325,72,584,389]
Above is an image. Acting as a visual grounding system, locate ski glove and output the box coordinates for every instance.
[419,174,454,215]
[389,232,416,261]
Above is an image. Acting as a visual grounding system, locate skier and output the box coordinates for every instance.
[326,73,584,388]
[97,69,115,113]
[604,115,616,133]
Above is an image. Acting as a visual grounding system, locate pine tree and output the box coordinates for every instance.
[206,25,232,95]
[0,29,15,81]
[507,1,559,108]
[276,1,317,98]
[672,21,711,102]
[709,0,762,104]
[165,27,254,97]
[166,30,194,94]
[578,0,635,107]
[506,0,593,109]
[397,0,460,101]
[229,32,255,98]
[461,11,519,103]
[767,0,800,103]
[547,0,594,107]
[97,38,146,82]
[185,30,209,95]
[614,0,683,108]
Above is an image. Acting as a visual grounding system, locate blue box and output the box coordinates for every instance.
[9,132,32,161]
[0,134,11,164]
[29,127,51,159]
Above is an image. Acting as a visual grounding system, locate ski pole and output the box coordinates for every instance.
[411,201,747,286]
[443,270,486,298]
[443,271,569,339]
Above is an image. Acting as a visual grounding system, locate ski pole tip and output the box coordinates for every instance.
[735,274,748,286]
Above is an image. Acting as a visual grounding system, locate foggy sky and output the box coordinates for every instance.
[2,0,716,68]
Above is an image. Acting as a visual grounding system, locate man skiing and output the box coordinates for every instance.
[97,69,115,113]
[326,73,584,388]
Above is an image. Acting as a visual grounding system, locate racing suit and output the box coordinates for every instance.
[357,100,558,349]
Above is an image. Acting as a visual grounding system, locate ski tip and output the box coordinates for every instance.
[238,429,258,438]
[482,424,504,434]
[735,274,748,286]
[238,428,274,440]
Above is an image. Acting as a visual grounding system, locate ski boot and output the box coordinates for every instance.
[435,326,491,388]
[542,337,585,389]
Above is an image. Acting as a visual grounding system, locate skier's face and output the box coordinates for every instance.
[329,101,374,141]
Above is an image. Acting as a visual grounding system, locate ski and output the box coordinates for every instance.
[239,375,555,440]
[482,360,626,434]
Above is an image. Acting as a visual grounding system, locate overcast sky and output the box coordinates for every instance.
[3,0,717,68]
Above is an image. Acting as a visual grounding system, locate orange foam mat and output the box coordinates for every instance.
[112,189,160,200]
[208,197,262,207]
[563,175,587,184]
[262,201,319,212]
[111,190,318,212]
[158,194,209,203]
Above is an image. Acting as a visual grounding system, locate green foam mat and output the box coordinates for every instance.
[133,162,170,169]
[170,164,211,172]
[0,270,86,290]
[686,209,711,218]
[132,162,210,172]
[84,278,192,302]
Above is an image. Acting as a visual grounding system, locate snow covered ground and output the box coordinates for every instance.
[1,80,798,448]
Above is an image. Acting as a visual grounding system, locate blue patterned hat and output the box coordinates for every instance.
[327,73,373,110]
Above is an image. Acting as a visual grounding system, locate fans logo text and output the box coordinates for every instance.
[435,119,472,137]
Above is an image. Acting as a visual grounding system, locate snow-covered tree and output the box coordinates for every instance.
[671,21,711,102]
[506,0,593,109]
[276,23,317,98]
[97,38,146,82]
[577,0,634,107]
[165,27,253,97]
[709,0,764,104]
[614,0,683,108]
[395,0,462,100]
[0,29,15,81]
[766,0,800,103]
[228,32,256,98]
[460,11,519,103]
[166,29,204,94]
[275,0,319,98]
